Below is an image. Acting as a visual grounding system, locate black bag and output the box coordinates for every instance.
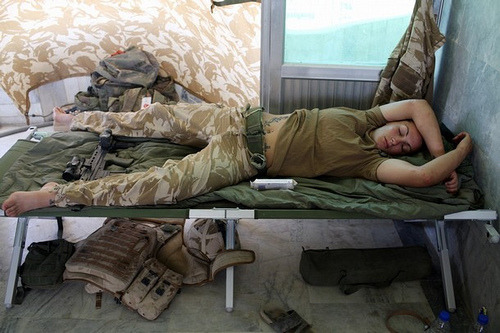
[299,246,432,294]
[20,239,75,289]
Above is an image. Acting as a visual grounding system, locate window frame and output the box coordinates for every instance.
[260,0,443,112]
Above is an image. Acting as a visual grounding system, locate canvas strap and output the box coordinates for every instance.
[243,106,266,173]
[385,310,431,332]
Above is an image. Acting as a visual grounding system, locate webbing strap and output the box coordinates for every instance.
[243,106,266,173]
[56,217,63,239]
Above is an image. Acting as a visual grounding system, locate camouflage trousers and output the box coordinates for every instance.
[54,103,258,207]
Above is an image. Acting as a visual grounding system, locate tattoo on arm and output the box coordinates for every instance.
[264,116,287,127]
[264,118,280,126]
[264,116,288,134]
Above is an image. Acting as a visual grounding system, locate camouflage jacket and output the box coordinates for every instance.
[372,0,446,107]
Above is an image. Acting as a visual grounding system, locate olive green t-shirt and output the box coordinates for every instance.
[266,106,388,181]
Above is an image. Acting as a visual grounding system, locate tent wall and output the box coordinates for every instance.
[0,1,261,125]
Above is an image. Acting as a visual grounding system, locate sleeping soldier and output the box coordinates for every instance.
[2,99,473,217]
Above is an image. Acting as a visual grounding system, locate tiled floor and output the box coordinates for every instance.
[0,126,441,332]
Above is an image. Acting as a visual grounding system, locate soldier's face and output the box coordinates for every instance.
[373,121,423,155]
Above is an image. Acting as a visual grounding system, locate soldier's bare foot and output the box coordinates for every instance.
[1,182,59,217]
[53,107,75,132]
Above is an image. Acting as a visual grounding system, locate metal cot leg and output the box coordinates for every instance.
[4,217,29,308]
[189,208,254,311]
[435,219,456,312]
[225,218,236,312]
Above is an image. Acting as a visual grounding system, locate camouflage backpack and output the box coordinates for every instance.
[75,46,178,112]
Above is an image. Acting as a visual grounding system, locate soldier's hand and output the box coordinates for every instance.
[453,132,473,155]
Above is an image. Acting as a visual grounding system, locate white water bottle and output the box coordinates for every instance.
[428,310,451,332]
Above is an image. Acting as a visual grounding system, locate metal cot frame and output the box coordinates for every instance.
[2,128,499,312]
[3,206,498,313]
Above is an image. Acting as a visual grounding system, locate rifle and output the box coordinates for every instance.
[62,129,134,181]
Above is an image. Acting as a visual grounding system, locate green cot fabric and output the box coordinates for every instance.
[0,139,35,178]
[0,131,483,220]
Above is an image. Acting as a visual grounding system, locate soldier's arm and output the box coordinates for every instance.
[379,99,445,158]
[376,132,473,189]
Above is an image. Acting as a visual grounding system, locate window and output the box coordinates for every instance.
[260,0,439,112]
[284,0,415,67]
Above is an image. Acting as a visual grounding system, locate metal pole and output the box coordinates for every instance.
[435,219,456,312]
[5,217,29,308]
[225,218,236,312]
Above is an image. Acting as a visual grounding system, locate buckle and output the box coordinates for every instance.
[250,153,266,171]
